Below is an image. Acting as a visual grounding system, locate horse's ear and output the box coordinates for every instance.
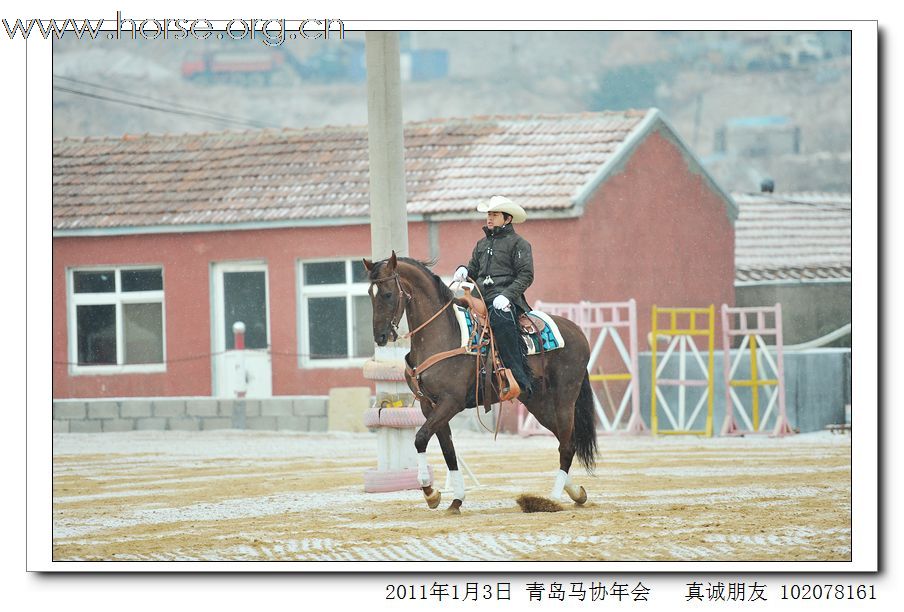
[362,258,373,272]
[388,251,398,271]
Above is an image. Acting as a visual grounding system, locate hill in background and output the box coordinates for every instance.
[52,30,851,193]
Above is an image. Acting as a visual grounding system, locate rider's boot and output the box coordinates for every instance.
[490,306,533,399]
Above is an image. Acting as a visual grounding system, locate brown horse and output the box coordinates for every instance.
[363,252,597,513]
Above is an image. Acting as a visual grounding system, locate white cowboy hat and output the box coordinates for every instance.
[476,195,527,224]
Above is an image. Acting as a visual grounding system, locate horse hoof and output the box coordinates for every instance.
[567,486,588,505]
[423,486,442,509]
[446,499,463,515]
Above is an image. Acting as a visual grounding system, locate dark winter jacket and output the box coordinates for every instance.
[464,223,534,313]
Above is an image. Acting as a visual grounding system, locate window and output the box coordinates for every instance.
[67,267,165,373]
[298,259,374,367]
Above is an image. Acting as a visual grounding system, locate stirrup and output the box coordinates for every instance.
[498,368,521,402]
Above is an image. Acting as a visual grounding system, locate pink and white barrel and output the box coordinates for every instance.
[361,349,433,492]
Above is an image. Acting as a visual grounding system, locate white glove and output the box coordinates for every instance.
[453,266,469,283]
[492,295,511,311]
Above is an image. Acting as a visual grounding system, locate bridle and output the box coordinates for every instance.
[369,273,412,342]
[368,272,455,341]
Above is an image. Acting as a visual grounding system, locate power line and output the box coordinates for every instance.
[54,85,256,129]
[53,79,275,130]
[53,74,277,129]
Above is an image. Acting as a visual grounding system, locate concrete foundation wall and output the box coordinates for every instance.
[735,283,851,347]
[56,348,851,436]
[53,396,330,434]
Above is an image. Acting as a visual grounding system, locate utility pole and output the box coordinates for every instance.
[365,32,409,261]
[362,32,427,493]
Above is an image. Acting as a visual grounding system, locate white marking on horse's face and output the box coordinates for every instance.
[369,284,378,298]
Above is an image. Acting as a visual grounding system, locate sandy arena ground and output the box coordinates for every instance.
[52,428,851,562]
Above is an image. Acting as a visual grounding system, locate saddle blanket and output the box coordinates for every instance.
[454,306,565,355]
[521,311,566,355]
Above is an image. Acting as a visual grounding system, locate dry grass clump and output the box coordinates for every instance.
[515,494,563,513]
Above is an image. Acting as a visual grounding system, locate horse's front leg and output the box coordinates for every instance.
[414,398,463,510]
[436,423,465,514]
[414,411,446,509]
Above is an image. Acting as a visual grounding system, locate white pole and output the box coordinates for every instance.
[366,31,409,261]
[362,32,425,492]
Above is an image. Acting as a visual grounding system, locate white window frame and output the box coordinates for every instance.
[66,265,167,376]
[297,258,373,369]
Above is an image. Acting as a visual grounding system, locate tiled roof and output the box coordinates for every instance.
[53,110,649,231]
[733,192,851,283]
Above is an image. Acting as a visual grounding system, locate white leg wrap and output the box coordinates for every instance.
[416,452,431,487]
[449,470,465,501]
[550,469,568,500]
[563,472,582,498]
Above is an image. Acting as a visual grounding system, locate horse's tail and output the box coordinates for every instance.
[573,371,598,474]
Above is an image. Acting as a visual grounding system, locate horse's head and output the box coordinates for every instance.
[362,251,409,347]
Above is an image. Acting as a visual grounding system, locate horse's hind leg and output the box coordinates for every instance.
[525,396,579,502]
[551,457,588,504]
[549,391,587,504]
[550,407,577,501]
[563,473,587,504]
[436,424,465,514]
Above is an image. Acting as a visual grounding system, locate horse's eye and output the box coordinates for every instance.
[383,293,392,299]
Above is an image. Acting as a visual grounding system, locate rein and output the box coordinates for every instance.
[370,272,457,340]
[403,298,454,339]
[467,279,504,438]
[372,268,506,438]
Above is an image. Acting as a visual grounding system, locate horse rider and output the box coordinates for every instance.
[453,195,535,398]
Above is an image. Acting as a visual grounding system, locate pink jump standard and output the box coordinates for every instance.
[521,300,646,436]
[720,304,794,437]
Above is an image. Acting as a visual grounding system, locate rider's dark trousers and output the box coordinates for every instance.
[489,306,532,395]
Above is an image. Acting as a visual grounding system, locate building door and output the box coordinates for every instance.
[211,262,272,397]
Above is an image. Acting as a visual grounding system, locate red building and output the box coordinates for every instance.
[53,109,736,399]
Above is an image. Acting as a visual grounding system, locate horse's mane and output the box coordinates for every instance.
[370,257,455,302]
